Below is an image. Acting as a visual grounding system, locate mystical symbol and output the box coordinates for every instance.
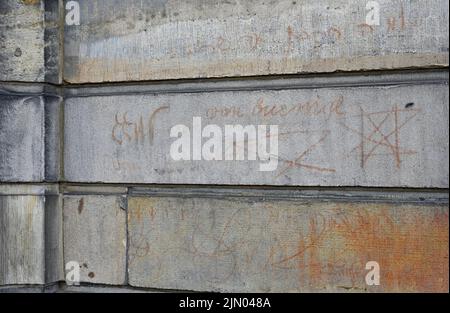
[220,127,336,177]
[341,104,420,168]
[276,130,336,178]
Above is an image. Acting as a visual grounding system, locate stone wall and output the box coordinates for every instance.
[1,0,448,292]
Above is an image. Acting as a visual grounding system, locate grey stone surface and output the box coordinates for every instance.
[0,89,62,182]
[0,0,61,83]
[0,194,45,285]
[129,186,450,205]
[64,0,449,83]
[0,184,59,196]
[58,285,156,293]
[0,284,59,293]
[64,77,449,187]
[0,95,44,181]
[0,0,45,82]
[43,0,63,84]
[44,94,62,181]
[0,0,62,83]
[62,185,128,195]
[0,184,62,286]
[63,195,127,285]
[45,194,64,283]
[0,0,448,295]
[128,196,449,292]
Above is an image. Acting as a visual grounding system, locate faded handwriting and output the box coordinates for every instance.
[286,25,342,53]
[206,106,245,119]
[128,203,448,291]
[252,95,345,119]
[204,95,345,120]
[340,104,420,168]
[112,106,169,145]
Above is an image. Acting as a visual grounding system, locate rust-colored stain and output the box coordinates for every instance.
[129,198,448,292]
[21,0,40,5]
[25,197,37,230]
[77,198,84,214]
[88,272,95,278]
[128,198,157,223]
[331,206,449,292]
[274,205,449,292]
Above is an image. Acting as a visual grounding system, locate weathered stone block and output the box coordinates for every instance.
[0,194,45,285]
[0,87,62,182]
[128,195,449,292]
[0,184,62,286]
[64,0,449,83]
[0,0,61,83]
[0,95,44,181]
[64,74,449,187]
[63,195,126,285]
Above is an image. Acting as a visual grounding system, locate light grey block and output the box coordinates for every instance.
[127,196,449,292]
[0,184,62,286]
[63,195,127,285]
[64,0,449,83]
[0,95,44,181]
[0,194,45,285]
[0,88,62,182]
[64,76,449,187]
[0,0,62,83]
[0,0,44,82]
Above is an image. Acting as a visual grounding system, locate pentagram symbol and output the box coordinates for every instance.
[340,104,420,168]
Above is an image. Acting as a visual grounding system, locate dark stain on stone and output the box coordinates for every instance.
[88,272,95,278]
[405,102,415,108]
[83,263,88,268]
[77,198,84,214]
[14,48,22,57]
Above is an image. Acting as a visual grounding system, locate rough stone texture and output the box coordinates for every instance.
[0,90,61,182]
[0,0,61,83]
[0,0,45,82]
[0,284,59,293]
[0,194,45,285]
[62,185,128,195]
[63,195,127,285]
[0,95,44,181]
[64,0,449,83]
[64,77,449,187]
[45,193,64,284]
[44,94,63,182]
[128,196,449,292]
[0,0,448,294]
[0,184,62,286]
[58,285,154,293]
[43,0,63,84]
